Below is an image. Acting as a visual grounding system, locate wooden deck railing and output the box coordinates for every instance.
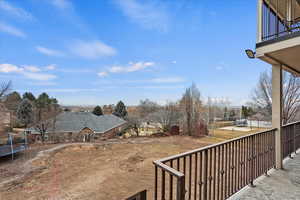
[153,129,276,200]
[126,190,147,200]
[261,0,300,42]
[282,121,300,159]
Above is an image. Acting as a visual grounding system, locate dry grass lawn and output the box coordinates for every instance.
[0,128,266,200]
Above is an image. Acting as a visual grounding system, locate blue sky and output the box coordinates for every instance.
[0,0,270,106]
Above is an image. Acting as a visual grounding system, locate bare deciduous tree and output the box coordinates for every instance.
[0,81,12,99]
[34,121,51,142]
[206,97,232,123]
[34,105,61,143]
[125,113,141,136]
[147,102,181,132]
[251,70,300,124]
[138,99,160,119]
[180,84,204,136]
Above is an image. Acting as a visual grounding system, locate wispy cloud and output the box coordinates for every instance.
[36,46,64,57]
[216,61,226,70]
[108,62,154,73]
[98,62,155,77]
[46,0,92,36]
[0,22,26,38]
[27,81,57,86]
[0,63,24,73]
[0,63,57,81]
[45,64,56,70]
[50,0,72,10]
[0,0,34,20]
[44,88,104,93]
[24,65,41,72]
[216,66,223,70]
[98,71,108,77]
[135,85,184,89]
[23,64,56,72]
[22,72,57,81]
[114,0,170,32]
[70,40,117,59]
[93,77,185,85]
[151,77,185,83]
[58,68,93,73]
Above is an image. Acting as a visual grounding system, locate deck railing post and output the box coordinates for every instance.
[203,149,208,200]
[289,126,293,159]
[154,166,158,200]
[176,176,185,200]
[294,124,296,155]
[250,135,255,187]
[296,123,298,155]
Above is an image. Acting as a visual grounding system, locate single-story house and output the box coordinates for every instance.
[26,112,127,142]
[138,122,163,136]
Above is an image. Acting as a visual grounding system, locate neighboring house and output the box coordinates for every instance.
[26,112,127,142]
[138,122,163,136]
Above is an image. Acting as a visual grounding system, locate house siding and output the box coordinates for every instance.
[96,123,127,139]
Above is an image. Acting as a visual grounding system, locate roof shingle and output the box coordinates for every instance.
[28,112,126,134]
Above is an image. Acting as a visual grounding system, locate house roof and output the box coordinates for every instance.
[28,112,126,134]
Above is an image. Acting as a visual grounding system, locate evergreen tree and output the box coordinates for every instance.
[35,93,59,121]
[229,110,236,120]
[23,92,36,102]
[4,91,22,111]
[92,106,103,116]
[36,93,51,108]
[17,99,34,128]
[113,101,127,118]
[241,106,255,119]
[223,107,228,120]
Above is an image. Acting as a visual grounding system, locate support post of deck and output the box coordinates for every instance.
[257,0,263,43]
[272,64,283,169]
[287,0,293,27]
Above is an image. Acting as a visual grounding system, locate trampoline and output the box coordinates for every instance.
[0,144,26,157]
[0,133,27,159]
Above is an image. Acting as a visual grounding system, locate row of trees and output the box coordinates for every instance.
[1,88,59,127]
[92,101,128,118]
[205,69,300,125]
[16,92,59,124]
[16,93,61,142]
[206,97,242,122]
[250,70,300,124]
[0,81,61,141]
[202,70,300,125]
[126,84,208,136]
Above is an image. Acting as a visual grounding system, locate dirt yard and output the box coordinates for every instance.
[0,128,266,200]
